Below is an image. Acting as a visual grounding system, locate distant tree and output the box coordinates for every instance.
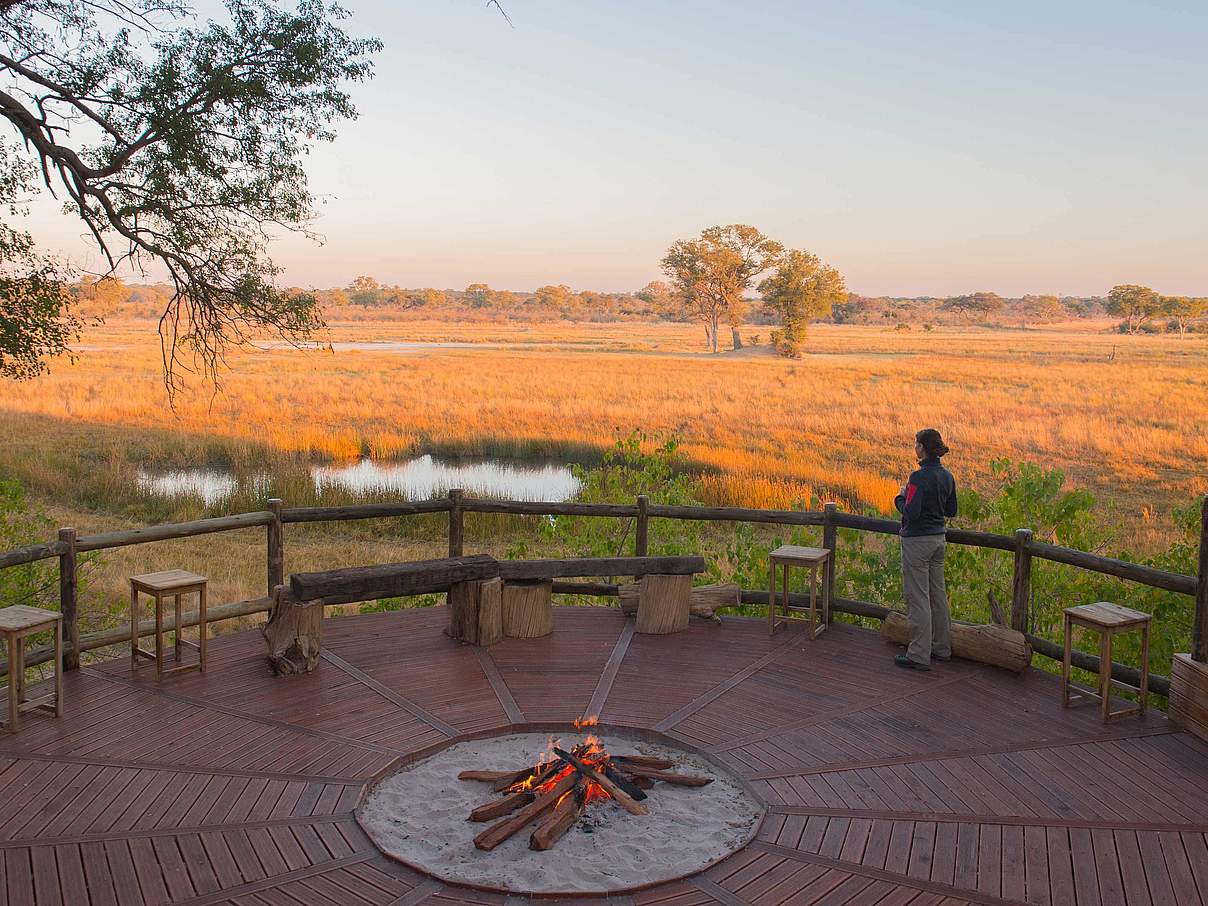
[74,275,128,318]
[1106,285,1163,334]
[0,0,381,386]
[347,276,382,307]
[324,287,351,307]
[635,280,680,319]
[757,249,846,357]
[661,225,783,352]
[942,292,1004,321]
[534,284,575,315]
[419,288,448,308]
[1163,295,1208,337]
[465,283,494,308]
[1018,294,1063,325]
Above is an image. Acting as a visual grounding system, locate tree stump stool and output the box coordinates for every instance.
[502,580,554,638]
[263,585,323,675]
[635,574,691,635]
[130,569,208,677]
[1062,601,1151,722]
[768,545,830,639]
[448,578,503,646]
[1,605,63,733]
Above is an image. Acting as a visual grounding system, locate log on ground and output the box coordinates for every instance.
[881,611,1032,672]
[290,554,500,605]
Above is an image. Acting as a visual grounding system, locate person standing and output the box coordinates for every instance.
[893,428,958,670]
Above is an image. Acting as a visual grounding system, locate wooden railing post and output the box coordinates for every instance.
[635,495,649,557]
[1194,496,1208,663]
[1011,528,1033,632]
[448,489,464,557]
[58,527,79,671]
[266,498,284,595]
[823,503,837,622]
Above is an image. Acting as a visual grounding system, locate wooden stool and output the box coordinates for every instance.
[1062,601,1151,721]
[768,545,831,639]
[1,605,63,732]
[130,570,208,677]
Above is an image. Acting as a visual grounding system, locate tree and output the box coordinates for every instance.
[0,142,79,379]
[661,225,783,352]
[1018,294,1063,325]
[348,276,382,307]
[1105,285,1163,334]
[1162,295,1208,337]
[757,249,846,357]
[465,283,494,308]
[533,284,575,316]
[941,291,1004,321]
[74,275,129,318]
[635,280,679,319]
[0,0,381,387]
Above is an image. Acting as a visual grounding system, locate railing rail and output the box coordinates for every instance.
[2,489,1205,693]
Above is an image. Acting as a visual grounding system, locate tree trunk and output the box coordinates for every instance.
[619,582,735,622]
[447,577,503,646]
[731,326,743,350]
[708,315,719,352]
[635,574,691,635]
[262,585,322,675]
[881,611,1031,672]
[502,580,554,638]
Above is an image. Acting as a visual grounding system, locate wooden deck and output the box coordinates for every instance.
[1,606,1206,906]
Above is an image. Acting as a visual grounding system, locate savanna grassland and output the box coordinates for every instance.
[0,318,1205,639]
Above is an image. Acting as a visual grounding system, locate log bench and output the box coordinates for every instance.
[267,554,709,669]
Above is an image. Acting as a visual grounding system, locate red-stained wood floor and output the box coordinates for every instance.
[1,606,1205,905]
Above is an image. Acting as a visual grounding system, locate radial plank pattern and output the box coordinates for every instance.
[0,606,1205,905]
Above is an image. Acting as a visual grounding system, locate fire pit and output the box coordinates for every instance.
[356,721,764,895]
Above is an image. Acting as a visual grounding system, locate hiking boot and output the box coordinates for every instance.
[894,654,931,671]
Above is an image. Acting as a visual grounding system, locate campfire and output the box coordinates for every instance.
[459,717,713,851]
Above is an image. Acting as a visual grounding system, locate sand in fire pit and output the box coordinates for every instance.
[357,731,764,894]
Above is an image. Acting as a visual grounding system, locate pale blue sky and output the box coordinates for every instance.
[29,0,1208,295]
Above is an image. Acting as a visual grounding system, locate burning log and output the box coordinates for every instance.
[474,771,579,851]
[602,763,648,802]
[469,790,534,822]
[554,747,648,816]
[620,765,714,787]
[530,783,586,851]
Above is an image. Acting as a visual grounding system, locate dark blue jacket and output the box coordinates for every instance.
[895,457,957,537]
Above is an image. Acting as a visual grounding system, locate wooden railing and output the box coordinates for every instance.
[2,491,1206,699]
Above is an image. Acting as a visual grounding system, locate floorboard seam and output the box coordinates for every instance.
[653,628,808,733]
[690,875,751,906]
[321,649,461,737]
[0,748,367,785]
[765,806,1208,833]
[746,725,1178,779]
[472,646,526,724]
[587,621,635,717]
[0,813,355,849]
[169,850,377,906]
[750,840,1029,906]
[387,878,445,906]
[81,667,406,757]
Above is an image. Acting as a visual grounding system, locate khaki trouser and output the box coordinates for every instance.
[901,534,952,665]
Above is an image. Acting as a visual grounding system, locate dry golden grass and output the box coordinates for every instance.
[3,318,1206,540]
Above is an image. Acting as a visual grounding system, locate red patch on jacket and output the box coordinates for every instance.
[905,484,918,505]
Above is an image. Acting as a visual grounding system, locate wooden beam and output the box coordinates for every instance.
[280,500,451,523]
[497,555,705,581]
[266,498,284,596]
[58,527,79,671]
[290,554,500,604]
[1011,528,1033,632]
[1026,539,1196,595]
[448,488,464,557]
[75,512,274,552]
